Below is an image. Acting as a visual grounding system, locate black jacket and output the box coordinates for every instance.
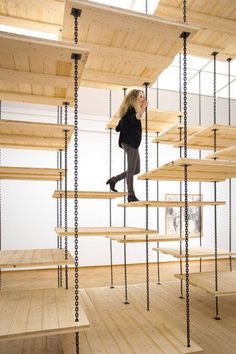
[115,106,142,149]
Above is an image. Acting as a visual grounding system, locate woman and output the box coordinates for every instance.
[106,89,148,202]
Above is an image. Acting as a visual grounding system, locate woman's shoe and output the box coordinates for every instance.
[128,195,139,202]
[106,178,118,192]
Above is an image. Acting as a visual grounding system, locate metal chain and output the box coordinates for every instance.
[181,25,191,346]
[145,0,148,14]
[156,132,161,285]
[109,89,114,289]
[59,147,63,287]
[178,53,184,299]
[0,100,1,290]
[123,87,129,304]
[198,71,202,272]
[227,58,232,271]
[71,7,81,353]
[212,51,220,320]
[57,106,60,287]
[144,82,150,311]
[183,0,187,22]
[64,102,69,289]
[179,119,184,299]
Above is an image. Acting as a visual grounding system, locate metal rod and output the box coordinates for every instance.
[109,89,114,289]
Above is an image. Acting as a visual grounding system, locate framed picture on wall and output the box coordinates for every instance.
[165,193,203,237]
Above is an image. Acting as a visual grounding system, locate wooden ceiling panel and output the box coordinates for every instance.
[0,32,88,105]
[155,0,236,59]
[0,0,64,34]
[62,0,198,88]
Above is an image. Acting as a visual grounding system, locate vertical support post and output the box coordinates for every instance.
[144,82,150,311]
[71,7,82,354]
[108,89,114,289]
[212,51,221,320]
[64,101,69,289]
[123,87,129,304]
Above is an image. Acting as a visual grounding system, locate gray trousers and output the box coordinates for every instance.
[114,143,140,195]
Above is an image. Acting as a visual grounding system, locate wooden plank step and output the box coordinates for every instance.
[0,166,64,181]
[138,158,236,182]
[0,249,74,268]
[55,226,157,237]
[53,190,127,199]
[0,119,73,151]
[106,234,199,243]
[0,288,89,341]
[153,246,236,259]
[118,200,225,207]
[175,271,236,297]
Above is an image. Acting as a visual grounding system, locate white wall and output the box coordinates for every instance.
[1,87,236,266]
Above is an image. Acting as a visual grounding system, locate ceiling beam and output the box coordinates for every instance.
[1,0,65,13]
[155,4,236,36]
[0,68,73,89]
[188,43,234,61]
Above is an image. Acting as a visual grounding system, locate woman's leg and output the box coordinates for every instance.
[123,144,139,195]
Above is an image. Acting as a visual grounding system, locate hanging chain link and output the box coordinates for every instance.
[227,58,232,271]
[144,82,150,311]
[212,52,220,320]
[0,100,1,289]
[181,16,191,344]
[71,7,81,353]
[156,132,161,285]
[179,118,184,299]
[109,89,114,288]
[198,72,202,272]
[64,102,69,289]
[123,87,129,304]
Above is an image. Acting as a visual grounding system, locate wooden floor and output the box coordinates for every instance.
[0,260,235,354]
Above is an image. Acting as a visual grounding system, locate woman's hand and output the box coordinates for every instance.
[140,100,148,115]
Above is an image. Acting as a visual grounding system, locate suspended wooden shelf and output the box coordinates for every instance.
[0,120,73,151]
[106,234,199,243]
[155,1,236,60]
[138,158,236,182]
[0,0,64,36]
[0,167,64,181]
[53,190,127,199]
[206,146,236,161]
[0,31,88,106]
[118,200,225,207]
[0,288,89,341]
[175,125,236,150]
[106,109,181,133]
[152,123,203,144]
[55,226,157,237]
[153,246,236,259]
[176,271,236,297]
[0,249,74,268]
[62,0,198,88]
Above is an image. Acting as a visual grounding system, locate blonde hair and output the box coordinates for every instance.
[118,89,143,118]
